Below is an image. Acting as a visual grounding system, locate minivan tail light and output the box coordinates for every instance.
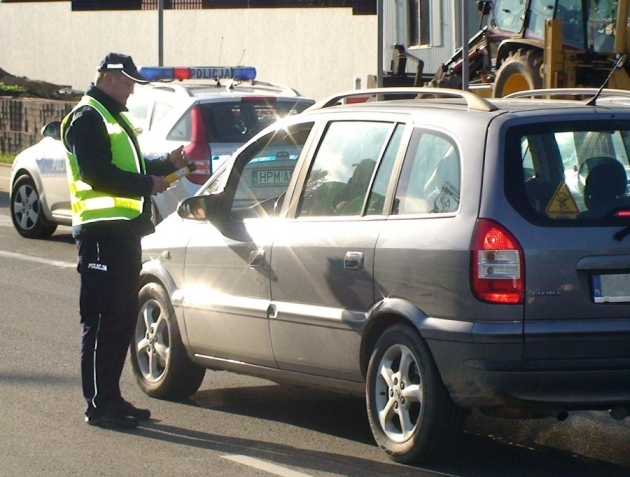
[470,219,524,304]
[184,105,212,185]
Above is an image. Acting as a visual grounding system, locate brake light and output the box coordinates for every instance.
[344,96,370,104]
[470,219,524,304]
[183,105,211,185]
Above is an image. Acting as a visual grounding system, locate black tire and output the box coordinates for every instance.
[10,174,57,239]
[366,324,467,464]
[130,282,205,400]
[493,49,543,98]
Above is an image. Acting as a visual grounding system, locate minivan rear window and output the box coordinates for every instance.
[505,121,630,225]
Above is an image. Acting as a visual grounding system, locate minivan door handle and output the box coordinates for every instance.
[344,251,364,271]
[249,249,265,269]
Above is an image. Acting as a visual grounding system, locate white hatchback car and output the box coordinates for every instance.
[9,65,314,238]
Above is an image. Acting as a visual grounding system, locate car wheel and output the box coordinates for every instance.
[10,174,57,239]
[366,323,466,464]
[130,282,205,399]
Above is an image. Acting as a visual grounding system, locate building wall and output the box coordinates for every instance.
[0,2,377,101]
[0,98,74,154]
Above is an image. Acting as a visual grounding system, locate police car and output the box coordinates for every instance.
[9,66,314,238]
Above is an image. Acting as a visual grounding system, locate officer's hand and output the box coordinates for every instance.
[151,176,170,195]
[168,145,189,169]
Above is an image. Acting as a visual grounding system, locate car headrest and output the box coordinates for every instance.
[578,157,627,212]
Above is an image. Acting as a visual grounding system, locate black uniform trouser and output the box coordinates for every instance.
[76,233,142,416]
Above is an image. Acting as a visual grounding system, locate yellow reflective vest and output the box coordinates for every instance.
[62,96,145,226]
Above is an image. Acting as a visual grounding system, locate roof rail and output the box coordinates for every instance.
[306,87,498,112]
[504,88,630,100]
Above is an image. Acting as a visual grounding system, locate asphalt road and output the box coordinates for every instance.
[0,163,629,476]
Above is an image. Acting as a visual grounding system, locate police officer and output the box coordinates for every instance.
[61,53,189,429]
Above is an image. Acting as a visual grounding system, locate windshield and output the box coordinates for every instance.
[493,0,527,33]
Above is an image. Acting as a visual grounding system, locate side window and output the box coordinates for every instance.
[366,124,404,215]
[588,0,616,52]
[298,121,396,217]
[394,129,460,215]
[149,101,174,132]
[123,95,149,134]
[492,0,527,33]
[555,0,584,47]
[167,109,191,141]
[229,123,314,217]
[528,0,555,39]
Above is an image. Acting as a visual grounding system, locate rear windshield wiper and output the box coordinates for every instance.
[614,226,630,241]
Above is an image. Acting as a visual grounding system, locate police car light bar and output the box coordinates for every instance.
[139,66,257,82]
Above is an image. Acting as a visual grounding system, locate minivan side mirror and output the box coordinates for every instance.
[41,121,61,140]
[178,192,227,221]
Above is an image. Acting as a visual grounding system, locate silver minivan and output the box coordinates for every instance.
[133,88,630,464]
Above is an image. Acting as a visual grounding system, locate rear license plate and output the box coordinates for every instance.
[252,169,292,186]
[592,274,630,303]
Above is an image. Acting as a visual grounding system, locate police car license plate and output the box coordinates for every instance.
[252,169,292,186]
[592,274,630,303]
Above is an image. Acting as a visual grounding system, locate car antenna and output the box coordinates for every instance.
[213,36,225,87]
[225,49,247,90]
[218,36,224,67]
[586,54,626,106]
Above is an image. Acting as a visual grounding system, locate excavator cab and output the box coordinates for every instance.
[491,0,617,53]
[487,0,629,95]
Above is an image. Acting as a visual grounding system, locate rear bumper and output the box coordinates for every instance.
[425,320,630,410]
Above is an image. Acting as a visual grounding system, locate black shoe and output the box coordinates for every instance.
[86,411,139,429]
[112,399,151,420]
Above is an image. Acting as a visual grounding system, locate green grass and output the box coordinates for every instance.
[0,82,26,97]
[0,153,15,165]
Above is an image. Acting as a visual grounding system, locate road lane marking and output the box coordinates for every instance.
[221,455,315,477]
[0,250,75,268]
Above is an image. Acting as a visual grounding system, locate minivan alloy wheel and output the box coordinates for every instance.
[373,342,423,442]
[130,282,205,399]
[135,296,170,383]
[366,324,466,464]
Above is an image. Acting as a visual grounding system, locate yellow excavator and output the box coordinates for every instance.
[419,0,630,97]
